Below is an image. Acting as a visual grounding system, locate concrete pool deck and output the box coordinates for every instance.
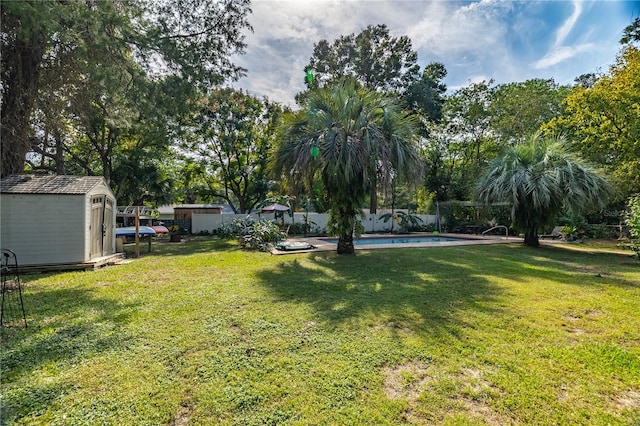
[270,233,520,255]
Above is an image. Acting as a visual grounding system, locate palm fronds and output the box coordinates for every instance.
[475,134,611,245]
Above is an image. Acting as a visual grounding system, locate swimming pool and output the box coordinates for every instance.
[271,233,514,254]
[325,236,462,245]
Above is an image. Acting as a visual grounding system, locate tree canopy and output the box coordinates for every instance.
[274,80,422,253]
[304,24,419,92]
[1,0,252,182]
[489,79,570,145]
[475,135,611,246]
[3,6,637,231]
[183,88,282,213]
[620,17,640,45]
[544,46,640,199]
[303,24,447,119]
[302,25,444,212]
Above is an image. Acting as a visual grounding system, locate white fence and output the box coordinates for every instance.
[192,212,438,234]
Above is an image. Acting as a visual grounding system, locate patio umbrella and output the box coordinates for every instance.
[260,203,290,213]
[435,201,441,233]
[261,203,290,228]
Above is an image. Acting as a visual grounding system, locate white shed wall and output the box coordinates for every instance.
[1,194,87,265]
[83,192,92,260]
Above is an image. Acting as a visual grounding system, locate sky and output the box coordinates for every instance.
[231,0,639,106]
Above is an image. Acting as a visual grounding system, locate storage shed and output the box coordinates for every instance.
[173,204,223,220]
[0,174,117,266]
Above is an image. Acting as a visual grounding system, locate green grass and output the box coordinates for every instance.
[2,239,639,425]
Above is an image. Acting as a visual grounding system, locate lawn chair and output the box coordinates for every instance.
[540,226,563,240]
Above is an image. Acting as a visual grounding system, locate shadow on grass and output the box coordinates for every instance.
[484,244,640,288]
[122,236,239,259]
[254,244,638,337]
[1,242,636,423]
[254,247,504,339]
[0,284,140,423]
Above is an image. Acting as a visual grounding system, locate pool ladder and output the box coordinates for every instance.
[482,225,509,239]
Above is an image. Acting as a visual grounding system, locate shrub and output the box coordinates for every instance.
[220,216,286,251]
[624,194,640,259]
[584,224,615,239]
[379,211,423,233]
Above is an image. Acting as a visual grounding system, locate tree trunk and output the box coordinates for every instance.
[54,129,66,175]
[524,231,539,247]
[336,202,356,254]
[337,233,355,254]
[369,184,377,214]
[1,33,46,177]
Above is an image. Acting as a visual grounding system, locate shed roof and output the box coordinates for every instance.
[158,204,229,214]
[173,204,224,209]
[0,174,108,195]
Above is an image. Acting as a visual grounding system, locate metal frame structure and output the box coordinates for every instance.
[1,249,27,328]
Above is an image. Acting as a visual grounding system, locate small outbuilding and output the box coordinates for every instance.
[173,204,223,220]
[0,174,117,267]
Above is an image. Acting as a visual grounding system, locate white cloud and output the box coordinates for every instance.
[531,43,596,70]
[229,0,628,105]
[553,0,583,48]
[406,0,519,83]
[236,0,415,104]
[408,0,512,55]
[247,0,377,43]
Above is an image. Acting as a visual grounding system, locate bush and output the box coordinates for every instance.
[439,203,511,233]
[379,211,423,233]
[624,194,640,259]
[220,216,286,251]
[416,222,437,233]
[584,224,616,239]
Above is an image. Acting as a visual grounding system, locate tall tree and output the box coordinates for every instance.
[475,135,611,247]
[620,17,640,45]
[304,24,420,92]
[303,24,446,119]
[420,124,457,201]
[22,1,141,178]
[1,0,252,178]
[273,80,422,254]
[574,73,598,89]
[1,1,86,177]
[136,0,252,89]
[403,62,448,122]
[489,79,570,145]
[543,46,640,198]
[186,89,282,213]
[423,80,498,201]
[303,25,440,212]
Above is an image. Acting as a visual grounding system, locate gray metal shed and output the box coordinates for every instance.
[0,175,117,266]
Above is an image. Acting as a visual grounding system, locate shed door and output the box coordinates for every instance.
[90,196,105,259]
[103,197,114,255]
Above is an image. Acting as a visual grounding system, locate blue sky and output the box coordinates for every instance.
[232,0,639,106]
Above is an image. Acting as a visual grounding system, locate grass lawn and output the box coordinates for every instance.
[2,238,639,425]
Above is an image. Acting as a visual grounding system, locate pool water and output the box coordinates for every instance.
[326,236,461,245]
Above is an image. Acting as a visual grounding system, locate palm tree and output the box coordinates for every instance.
[475,134,611,247]
[273,80,423,254]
